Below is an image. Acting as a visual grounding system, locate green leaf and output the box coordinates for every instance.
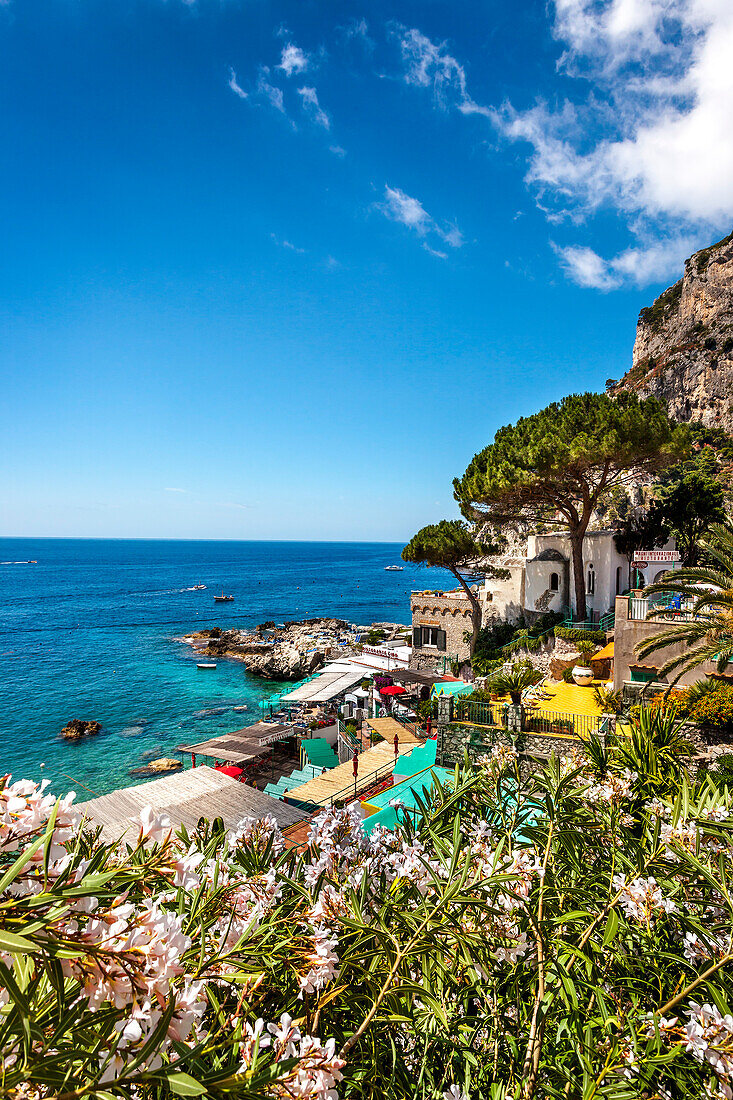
[0,929,38,954]
[168,1072,207,1096]
[602,908,619,947]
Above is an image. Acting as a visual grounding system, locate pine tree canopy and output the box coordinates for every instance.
[401,519,496,570]
[453,392,689,526]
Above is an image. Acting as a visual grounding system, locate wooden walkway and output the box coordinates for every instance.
[285,741,416,808]
[77,766,310,844]
[366,717,420,744]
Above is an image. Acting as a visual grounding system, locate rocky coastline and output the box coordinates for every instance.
[180,618,355,681]
[179,618,406,681]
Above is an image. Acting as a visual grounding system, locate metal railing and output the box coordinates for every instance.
[455,697,607,741]
[559,611,614,632]
[320,758,397,809]
[523,709,607,741]
[628,595,695,622]
[455,699,511,728]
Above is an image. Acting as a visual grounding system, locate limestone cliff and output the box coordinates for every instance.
[613,231,733,433]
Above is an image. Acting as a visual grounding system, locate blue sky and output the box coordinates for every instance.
[2,0,732,540]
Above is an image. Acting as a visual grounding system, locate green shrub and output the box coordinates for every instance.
[562,667,575,684]
[688,684,733,732]
[554,627,606,644]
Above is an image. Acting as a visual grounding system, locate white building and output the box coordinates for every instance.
[482,529,675,624]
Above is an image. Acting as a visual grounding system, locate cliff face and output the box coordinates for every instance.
[613,231,733,433]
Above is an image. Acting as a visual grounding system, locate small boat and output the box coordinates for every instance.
[197,662,217,669]
[384,565,404,572]
[214,591,234,602]
[191,584,207,591]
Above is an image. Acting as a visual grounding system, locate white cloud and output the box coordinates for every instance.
[256,68,285,113]
[227,67,247,100]
[164,487,188,494]
[344,18,373,47]
[329,144,346,157]
[298,86,330,130]
[381,186,464,256]
[271,233,306,254]
[557,235,699,289]
[496,0,733,285]
[278,43,309,77]
[395,26,490,117]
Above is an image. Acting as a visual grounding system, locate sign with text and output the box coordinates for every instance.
[632,550,681,563]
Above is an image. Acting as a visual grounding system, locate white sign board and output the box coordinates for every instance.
[632,550,681,563]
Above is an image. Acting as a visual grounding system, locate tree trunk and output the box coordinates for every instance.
[569,528,586,622]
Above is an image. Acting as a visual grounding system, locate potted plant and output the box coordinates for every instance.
[487,660,542,705]
[572,641,597,687]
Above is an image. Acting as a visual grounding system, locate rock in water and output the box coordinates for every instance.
[613,230,733,433]
[60,719,102,741]
[130,757,182,777]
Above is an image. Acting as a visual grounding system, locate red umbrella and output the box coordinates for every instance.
[379,685,406,696]
[215,764,244,778]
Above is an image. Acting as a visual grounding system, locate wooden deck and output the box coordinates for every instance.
[176,722,296,764]
[366,717,420,744]
[77,766,310,844]
[285,740,416,808]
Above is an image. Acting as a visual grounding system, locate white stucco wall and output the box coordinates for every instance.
[482,530,677,624]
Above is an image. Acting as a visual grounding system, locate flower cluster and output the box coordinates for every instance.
[585,768,636,807]
[684,1002,733,1096]
[612,874,677,924]
[478,743,518,778]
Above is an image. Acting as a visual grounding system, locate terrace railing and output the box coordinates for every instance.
[628,594,695,622]
[455,696,609,741]
[455,698,510,729]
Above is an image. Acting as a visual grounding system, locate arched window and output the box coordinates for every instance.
[586,563,595,595]
[549,572,559,592]
[616,565,622,595]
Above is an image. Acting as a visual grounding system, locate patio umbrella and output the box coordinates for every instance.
[215,764,244,778]
[379,685,406,696]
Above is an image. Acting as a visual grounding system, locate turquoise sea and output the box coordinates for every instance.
[0,539,453,798]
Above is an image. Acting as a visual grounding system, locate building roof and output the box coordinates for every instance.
[177,722,295,762]
[529,548,567,563]
[280,663,366,702]
[391,668,447,687]
[77,765,310,843]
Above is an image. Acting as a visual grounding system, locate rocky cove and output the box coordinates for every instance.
[180,618,364,681]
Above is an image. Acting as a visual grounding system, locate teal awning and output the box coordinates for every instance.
[431,681,474,699]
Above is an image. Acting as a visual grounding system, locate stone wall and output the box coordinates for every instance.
[411,591,474,663]
[436,722,590,768]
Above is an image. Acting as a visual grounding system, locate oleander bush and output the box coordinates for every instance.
[4,715,733,1099]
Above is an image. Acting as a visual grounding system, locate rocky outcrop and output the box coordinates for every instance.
[130,757,182,777]
[61,719,101,741]
[243,645,325,681]
[181,618,358,681]
[613,231,733,434]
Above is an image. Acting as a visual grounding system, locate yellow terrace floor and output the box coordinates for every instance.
[527,680,604,718]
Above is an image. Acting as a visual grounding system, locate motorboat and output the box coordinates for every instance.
[197,662,217,669]
[191,584,207,591]
[214,591,234,602]
[384,565,404,571]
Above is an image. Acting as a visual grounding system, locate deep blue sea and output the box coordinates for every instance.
[0,540,453,798]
